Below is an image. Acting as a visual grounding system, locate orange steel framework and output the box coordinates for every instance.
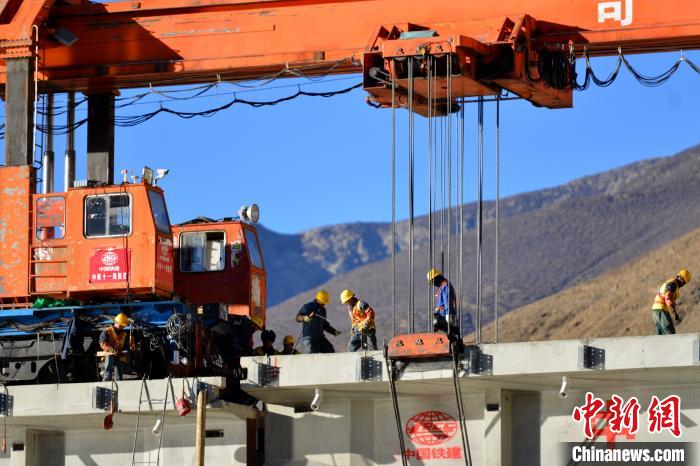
[0,0,698,108]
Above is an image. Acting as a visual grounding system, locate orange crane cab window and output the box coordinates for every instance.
[243,228,264,270]
[36,196,66,240]
[84,194,132,238]
[147,190,171,235]
[179,231,226,272]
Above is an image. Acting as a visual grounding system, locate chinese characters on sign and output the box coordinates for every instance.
[404,411,462,460]
[573,392,681,442]
[156,237,174,280]
[89,248,130,283]
[405,447,462,460]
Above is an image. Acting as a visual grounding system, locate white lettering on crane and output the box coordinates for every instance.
[598,0,633,27]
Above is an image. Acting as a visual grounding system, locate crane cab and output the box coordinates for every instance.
[173,218,266,327]
[30,181,174,301]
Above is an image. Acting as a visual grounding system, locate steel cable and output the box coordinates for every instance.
[459,99,465,337]
[476,97,484,343]
[427,56,434,331]
[408,57,415,333]
[446,56,453,336]
[495,94,501,343]
[391,61,397,338]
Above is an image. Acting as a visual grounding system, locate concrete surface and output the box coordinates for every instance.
[0,335,697,465]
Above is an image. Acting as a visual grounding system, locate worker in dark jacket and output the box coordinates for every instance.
[295,290,340,353]
[340,289,377,351]
[652,269,691,335]
[428,268,459,336]
[99,313,134,381]
[253,329,279,356]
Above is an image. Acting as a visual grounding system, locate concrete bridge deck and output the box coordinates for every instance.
[0,334,697,465]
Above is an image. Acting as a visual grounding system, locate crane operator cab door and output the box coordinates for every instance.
[173,219,266,328]
[29,183,176,301]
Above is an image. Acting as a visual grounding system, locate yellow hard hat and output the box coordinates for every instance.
[283,335,294,345]
[315,290,330,305]
[340,289,355,304]
[678,269,692,284]
[114,313,129,326]
[427,268,441,282]
[251,315,264,330]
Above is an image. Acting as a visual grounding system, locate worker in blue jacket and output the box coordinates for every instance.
[427,268,459,337]
[295,290,341,353]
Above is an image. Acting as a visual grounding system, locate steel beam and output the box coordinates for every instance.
[86,92,115,184]
[4,58,34,166]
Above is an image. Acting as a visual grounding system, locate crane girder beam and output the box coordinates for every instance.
[0,0,696,99]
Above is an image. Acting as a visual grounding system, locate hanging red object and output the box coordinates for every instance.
[176,398,191,417]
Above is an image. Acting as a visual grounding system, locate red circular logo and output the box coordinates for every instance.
[405,411,458,446]
[101,251,119,266]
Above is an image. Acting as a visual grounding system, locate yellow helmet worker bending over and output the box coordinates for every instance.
[652,269,691,335]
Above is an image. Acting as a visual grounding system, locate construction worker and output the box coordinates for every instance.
[340,289,377,351]
[652,269,691,335]
[253,329,279,356]
[280,335,300,355]
[428,268,458,336]
[99,313,134,381]
[295,290,341,353]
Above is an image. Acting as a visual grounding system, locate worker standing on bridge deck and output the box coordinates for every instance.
[295,290,341,353]
[652,269,691,335]
[99,313,134,381]
[428,269,458,337]
[340,289,377,351]
[253,329,279,356]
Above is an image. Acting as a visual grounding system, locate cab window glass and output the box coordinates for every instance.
[244,229,264,269]
[85,194,131,237]
[180,231,225,272]
[148,190,171,234]
[36,196,65,240]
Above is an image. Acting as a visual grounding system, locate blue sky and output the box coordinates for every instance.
[6,51,700,233]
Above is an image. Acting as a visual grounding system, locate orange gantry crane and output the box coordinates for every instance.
[1,0,700,174]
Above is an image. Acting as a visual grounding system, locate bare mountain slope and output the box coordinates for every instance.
[477,227,700,342]
[260,146,700,307]
[262,146,700,348]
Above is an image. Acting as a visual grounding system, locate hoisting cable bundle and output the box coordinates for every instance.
[385,49,474,466]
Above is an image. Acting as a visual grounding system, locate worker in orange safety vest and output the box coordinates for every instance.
[652,269,691,335]
[99,313,134,381]
[340,289,377,351]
